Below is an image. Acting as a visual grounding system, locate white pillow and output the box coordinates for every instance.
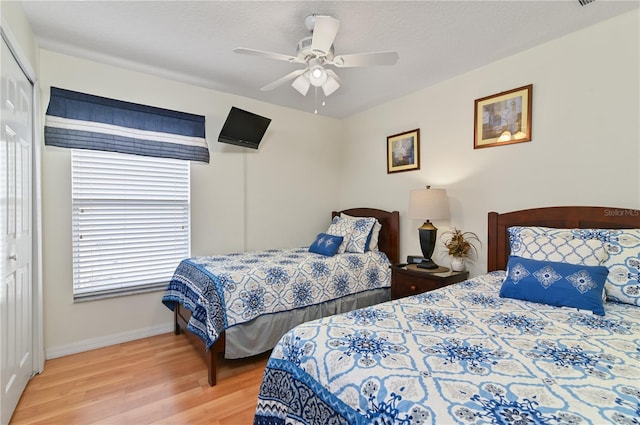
[369,221,382,251]
[513,234,606,266]
[601,228,640,306]
[340,213,381,251]
[344,217,376,253]
[326,216,353,254]
[508,226,573,253]
[508,225,640,306]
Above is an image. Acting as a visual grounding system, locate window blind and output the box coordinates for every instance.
[71,149,190,300]
[46,87,209,163]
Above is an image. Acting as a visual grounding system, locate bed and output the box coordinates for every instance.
[162,207,399,386]
[254,206,640,424]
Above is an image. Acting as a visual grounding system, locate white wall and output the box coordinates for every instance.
[340,10,640,278]
[0,1,38,72]
[38,50,343,357]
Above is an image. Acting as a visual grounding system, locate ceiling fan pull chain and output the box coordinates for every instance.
[314,87,318,114]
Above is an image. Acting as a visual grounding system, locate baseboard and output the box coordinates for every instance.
[45,323,174,359]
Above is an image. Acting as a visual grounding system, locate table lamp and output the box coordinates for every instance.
[408,186,450,269]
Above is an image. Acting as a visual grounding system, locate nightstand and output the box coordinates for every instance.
[390,264,469,300]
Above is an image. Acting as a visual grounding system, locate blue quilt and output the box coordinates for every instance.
[162,248,391,348]
[254,271,640,424]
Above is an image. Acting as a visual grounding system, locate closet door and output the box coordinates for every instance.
[1,35,34,425]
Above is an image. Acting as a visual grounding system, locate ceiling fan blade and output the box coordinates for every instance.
[260,69,307,91]
[311,15,340,56]
[233,47,305,64]
[331,51,399,68]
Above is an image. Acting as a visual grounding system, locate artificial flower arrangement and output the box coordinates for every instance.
[441,228,481,258]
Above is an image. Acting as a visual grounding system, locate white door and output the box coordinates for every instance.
[0,35,34,425]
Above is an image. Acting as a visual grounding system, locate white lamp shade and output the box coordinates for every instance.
[292,73,310,96]
[322,75,340,96]
[409,188,450,220]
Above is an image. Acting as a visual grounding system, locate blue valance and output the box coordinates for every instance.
[45,87,209,163]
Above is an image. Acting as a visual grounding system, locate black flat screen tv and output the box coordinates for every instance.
[217,107,272,149]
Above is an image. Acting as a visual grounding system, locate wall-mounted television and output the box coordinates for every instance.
[217,107,272,149]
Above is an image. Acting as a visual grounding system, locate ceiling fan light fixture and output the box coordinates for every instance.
[308,58,327,87]
[234,14,398,107]
[291,73,311,95]
[309,67,327,86]
[322,75,340,96]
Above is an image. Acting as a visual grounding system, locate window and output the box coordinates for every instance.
[71,150,190,300]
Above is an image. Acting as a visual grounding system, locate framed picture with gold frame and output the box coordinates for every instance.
[387,128,420,173]
[474,84,532,149]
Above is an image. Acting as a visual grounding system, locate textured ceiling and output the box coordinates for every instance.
[18,1,639,118]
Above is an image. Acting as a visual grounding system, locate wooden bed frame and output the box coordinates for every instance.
[487,205,640,272]
[173,207,400,386]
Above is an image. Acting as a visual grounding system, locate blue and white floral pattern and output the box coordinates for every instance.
[162,247,391,348]
[255,272,640,425]
[344,217,377,254]
[534,265,563,288]
[508,262,530,283]
[508,226,640,306]
[327,216,377,254]
[601,229,640,306]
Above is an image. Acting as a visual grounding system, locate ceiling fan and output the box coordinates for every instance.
[233,14,399,98]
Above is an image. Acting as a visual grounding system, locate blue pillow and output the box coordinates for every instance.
[309,233,344,257]
[499,255,609,316]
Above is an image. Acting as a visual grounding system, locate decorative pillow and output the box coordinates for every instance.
[309,233,344,257]
[508,226,613,252]
[508,226,573,253]
[368,221,382,251]
[508,226,640,306]
[326,216,353,254]
[513,235,606,266]
[600,229,640,306]
[343,217,377,253]
[499,255,609,316]
[340,213,381,251]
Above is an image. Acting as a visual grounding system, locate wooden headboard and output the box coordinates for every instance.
[332,208,400,264]
[487,206,640,272]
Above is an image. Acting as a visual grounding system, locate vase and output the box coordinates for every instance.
[451,256,465,272]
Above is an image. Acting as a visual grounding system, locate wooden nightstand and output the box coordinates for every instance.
[390,264,469,300]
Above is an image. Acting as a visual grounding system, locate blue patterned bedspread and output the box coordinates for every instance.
[162,247,391,348]
[254,271,640,424]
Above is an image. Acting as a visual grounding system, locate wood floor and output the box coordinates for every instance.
[10,333,270,425]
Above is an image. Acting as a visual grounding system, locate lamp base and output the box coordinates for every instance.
[417,222,439,269]
[417,258,439,269]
